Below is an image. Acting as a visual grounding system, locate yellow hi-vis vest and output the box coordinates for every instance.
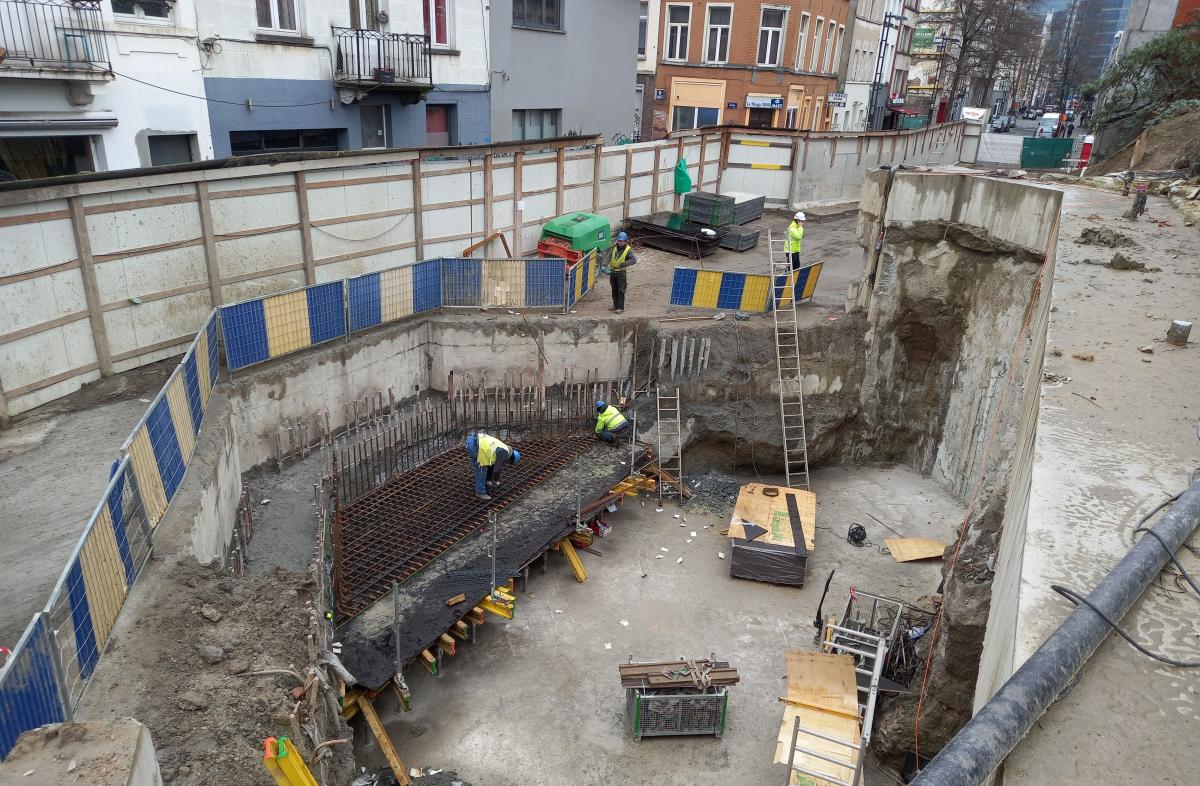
[785,221,804,253]
[476,434,511,466]
[610,245,632,271]
[596,405,627,434]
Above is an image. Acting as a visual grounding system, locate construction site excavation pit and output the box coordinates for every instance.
[27,172,1064,786]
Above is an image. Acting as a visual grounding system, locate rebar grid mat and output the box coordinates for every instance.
[331,434,595,619]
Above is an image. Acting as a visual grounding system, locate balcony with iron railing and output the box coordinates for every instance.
[0,0,112,78]
[332,27,432,93]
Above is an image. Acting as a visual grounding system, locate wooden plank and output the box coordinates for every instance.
[356,695,412,786]
[68,196,112,376]
[411,159,424,260]
[885,537,948,562]
[512,151,524,257]
[195,181,222,307]
[294,172,316,285]
[591,143,602,212]
[555,147,565,216]
[437,632,456,656]
[622,149,633,218]
[774,650,861,784]
[446,593,467,606]
[727,483,815,552]
[484,152,494,239]
[651,146,661,211]
[784,651,859,716]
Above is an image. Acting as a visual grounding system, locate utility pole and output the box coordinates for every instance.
[868,11,907,130]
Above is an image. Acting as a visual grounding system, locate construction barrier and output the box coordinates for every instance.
[442,257,571,309]
[668,263,822,312]
[0,311,221,757]
[347,258,443,334]
[565,250,599,309]
[221,282,347,371]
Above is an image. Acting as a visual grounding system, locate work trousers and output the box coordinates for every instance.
[473,448,509,494]
[599,420,630,444]
[610,271,627,310]
[787,251,801,270]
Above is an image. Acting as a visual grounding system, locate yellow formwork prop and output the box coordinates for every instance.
[357,695,412,786]
[263,737,318,786]
[479,595,515,620]
[559,538,588,583]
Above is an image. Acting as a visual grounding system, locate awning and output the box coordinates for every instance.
[0,111,118,131]
[886,106,919,117]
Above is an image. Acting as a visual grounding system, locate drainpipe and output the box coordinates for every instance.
[911,477,1200,786]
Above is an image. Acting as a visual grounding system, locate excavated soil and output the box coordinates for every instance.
[79,559,344,786]
[1091,108,1200,175]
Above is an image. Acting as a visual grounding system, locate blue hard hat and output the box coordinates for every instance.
[616,231,628,241]
[511,449,521,464]
[596,400,606,411]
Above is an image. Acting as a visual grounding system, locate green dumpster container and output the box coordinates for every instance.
[1020,138,1074,169]
[539,212,612,256]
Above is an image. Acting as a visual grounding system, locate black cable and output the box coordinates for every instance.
[1050,584,1200,668]
[1134,525,1200,596]
[109,69,347,108]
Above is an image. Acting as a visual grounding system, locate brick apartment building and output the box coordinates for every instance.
[647,1,852,137]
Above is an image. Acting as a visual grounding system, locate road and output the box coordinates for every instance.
[976,117,1036,167]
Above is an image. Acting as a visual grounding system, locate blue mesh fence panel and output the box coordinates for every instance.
[413,258,441,312]
[524,258,565,307]
[306,281,347,345]
[670,268,698,306]
[348,272,382,333]
[182,352,203,435]
[441,257,481,306]
[716,272,746,310]
[205,315,220,386]
[0,614,65,757]
[146,396,185,500]
[220,300,269,370]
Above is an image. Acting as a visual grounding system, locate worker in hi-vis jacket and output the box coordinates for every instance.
[594,400,629,443]
[465,432,521,500]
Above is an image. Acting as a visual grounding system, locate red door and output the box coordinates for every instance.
[426,105,450,146]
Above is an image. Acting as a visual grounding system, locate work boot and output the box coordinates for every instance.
[475,492,492,501]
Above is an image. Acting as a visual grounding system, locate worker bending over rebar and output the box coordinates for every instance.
[595,400,629,443]
[465,432,521,501]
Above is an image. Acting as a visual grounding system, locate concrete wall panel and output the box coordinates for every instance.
[0,207,75,277]
[310,216,414,262]
[94,246,208,304]
[215,230,305,281]
[210,190,299,234]
[221,270,307,305]
[0,268,87,335]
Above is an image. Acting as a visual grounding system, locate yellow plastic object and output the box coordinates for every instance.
[559,538,588,583]
[275,736,319,786]
[263,738,289,786]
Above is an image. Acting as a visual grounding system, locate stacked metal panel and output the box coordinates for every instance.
[723,191,767,224]
[682,191,736,227]
[718,226,761,251]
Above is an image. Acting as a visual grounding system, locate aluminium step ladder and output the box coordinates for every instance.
[768,230,811,490]
[655,386,683,503]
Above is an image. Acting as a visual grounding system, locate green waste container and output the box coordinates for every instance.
[539,212,612,256]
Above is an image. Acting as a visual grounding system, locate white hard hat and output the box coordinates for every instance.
[794,211,807,221]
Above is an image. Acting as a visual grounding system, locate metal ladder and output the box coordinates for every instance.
[655,386,683,502]
[768,230,811,490]
[783,611,892,786]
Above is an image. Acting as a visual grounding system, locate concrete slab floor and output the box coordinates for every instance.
[362,465,964,786]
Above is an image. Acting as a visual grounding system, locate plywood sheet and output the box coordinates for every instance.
[885,537,948,562]
[728,482,815,552]
[774,651,862,786]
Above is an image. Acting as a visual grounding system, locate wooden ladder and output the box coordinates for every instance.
[655,386,683,503]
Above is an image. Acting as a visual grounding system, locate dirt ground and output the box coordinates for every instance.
[0,358,178,648]
[571,208,862,327]
[1090,108,1200,175]
[78,558,317,786]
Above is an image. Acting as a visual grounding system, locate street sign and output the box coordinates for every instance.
[745,96,784,109]
[655,89,665,100]
[913,27,935,51]
[828,92,847,107]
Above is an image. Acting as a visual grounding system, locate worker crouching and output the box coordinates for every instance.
[465,432,520,500]
[595,400,629,444]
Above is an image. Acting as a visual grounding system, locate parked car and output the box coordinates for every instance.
[1035,113,1064,138]
[990,114,1014,132]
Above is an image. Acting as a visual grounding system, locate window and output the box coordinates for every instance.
[705,5,731,64]
[748,107,775,128]
[810,17,824,72]
[423,0,453,46]
[229,129,340,155]
[638,2,647,57]
[512,109,561,140]
[148,134,196,166]
[823,22,837,73]
[785,107,797,129]
[664,4,689,61]
[757,8,786,67]
[256,0,298,31]
[426,105,455,145]
[513,0,562,31]
[671,106,719,131]
[0,136,95,180]
[349,0,381,30]
[834,25,845,74]
[360,105,388,149]
[795,13,810,71]
[112,1,171,19]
